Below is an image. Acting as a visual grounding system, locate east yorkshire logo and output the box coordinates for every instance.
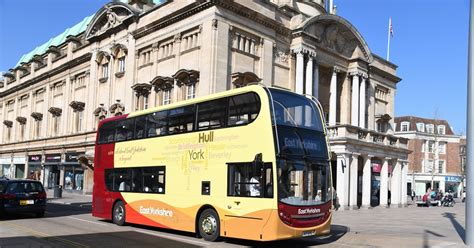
[298,208,320,215]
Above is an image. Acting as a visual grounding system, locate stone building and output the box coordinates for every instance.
[0,0,409,207]
[394,116,463,197]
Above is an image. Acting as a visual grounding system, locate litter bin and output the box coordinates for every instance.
[53,185,62,198]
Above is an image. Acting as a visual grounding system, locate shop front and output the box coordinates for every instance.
[63,152,85,192]
[44,154,61,189]
[445,176,462,198]
[0,157,11,178]
[371,162,393,207]
[13,156,26,179]
[27,155,43,180]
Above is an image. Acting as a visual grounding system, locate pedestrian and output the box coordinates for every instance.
[411,189,416,202]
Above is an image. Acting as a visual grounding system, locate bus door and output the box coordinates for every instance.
[225,158,274,239]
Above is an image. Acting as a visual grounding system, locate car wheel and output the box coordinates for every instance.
[35,211,45,218]
[113,201,126,226]
[198,208,220,242]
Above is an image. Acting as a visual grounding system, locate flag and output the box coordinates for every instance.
[389,17,394,38]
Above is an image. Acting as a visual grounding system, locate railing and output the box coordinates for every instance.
[326,124,409,149]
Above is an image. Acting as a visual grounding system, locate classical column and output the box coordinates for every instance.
[349,153,359,208]
[305,53,314,96]
[295,49,304,95]
[380,158,389,207]
[401,162,408,205]
[362,155,373,208]
[329,67,338,125]
[359,74,367,128]
[336,153,350,209]
[351,72,360,126]
[368,80,376,130]
[313,60,319,99]
[391,159,401,206]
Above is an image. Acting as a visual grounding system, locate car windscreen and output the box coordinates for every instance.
[6,182,45,194]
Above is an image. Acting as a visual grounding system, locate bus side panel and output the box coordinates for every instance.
[92,143,116,219]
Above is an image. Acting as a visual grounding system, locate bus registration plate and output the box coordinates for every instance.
[302,230,316,237]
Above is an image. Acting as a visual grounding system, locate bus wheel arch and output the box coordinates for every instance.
[195,205,220,241]
[112,200,126,226]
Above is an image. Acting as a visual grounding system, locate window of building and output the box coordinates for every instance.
[105,166,165,193]
[118,56,126,73]
[423,160,433,173]
[426,124,434,134]
[35,120,42,138]
[437,125,446,135]
[158,42,173,59]
[186,84,196,100]
[74,111,84,132]
[6,127,11,143]
[162,90,171,105]
[102,63,109,79]
[401,121,410,132]
[227,162,273,198]
[416,123,425,132]
[182,30,200,51]
[232,31,259,55]
[19,124,25,141]
[439,142,446,154]
[428,141,435,153]
[140,49,152,65]
[53,116,61,135]
[438,160,445,174]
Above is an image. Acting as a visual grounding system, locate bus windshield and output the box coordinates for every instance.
[277,159,331,206]
[268,88,331,206]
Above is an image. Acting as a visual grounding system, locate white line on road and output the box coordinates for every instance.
[67,216,108,226]
[134,229,210,246]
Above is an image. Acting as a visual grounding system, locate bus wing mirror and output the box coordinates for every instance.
[253,153,263,166]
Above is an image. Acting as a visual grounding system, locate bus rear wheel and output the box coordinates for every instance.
[198,209,220,242]
[113,201,126,226]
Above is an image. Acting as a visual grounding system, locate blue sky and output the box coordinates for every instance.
[0,0,470,134]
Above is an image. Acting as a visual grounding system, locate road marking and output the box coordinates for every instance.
[2,222,89,248]
[134,229,210,246]
[67,216,108,226]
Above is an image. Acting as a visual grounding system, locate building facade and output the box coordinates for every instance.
[394,116,463,197]
[0,0,408,207]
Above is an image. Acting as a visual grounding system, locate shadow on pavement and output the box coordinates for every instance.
[0,231,201,248]
[0,202,91,220]
[422,229,446,248]
[442,212,465,243]
[220,224,348,247]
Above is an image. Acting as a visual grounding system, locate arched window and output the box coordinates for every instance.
[151,76,174,106]
[173,69,199,100]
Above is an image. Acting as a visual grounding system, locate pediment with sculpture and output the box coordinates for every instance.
[296,15,373,62]
[85,2,139,40]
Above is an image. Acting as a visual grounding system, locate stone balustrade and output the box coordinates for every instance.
[327,124,408,149]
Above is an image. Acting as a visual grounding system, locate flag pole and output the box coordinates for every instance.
[386,17,391,61]
[466,0,474,246]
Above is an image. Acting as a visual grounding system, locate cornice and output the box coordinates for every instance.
[132,0,291,39]
[369,65,402,84]
[0,53,92,98]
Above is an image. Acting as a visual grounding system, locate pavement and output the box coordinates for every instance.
[2,193,466,247]
[46,189,92,206]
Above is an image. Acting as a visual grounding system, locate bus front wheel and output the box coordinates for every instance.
[198,209,220,242]
[113,201,126,226]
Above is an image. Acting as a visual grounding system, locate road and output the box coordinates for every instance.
[0,201,467,247]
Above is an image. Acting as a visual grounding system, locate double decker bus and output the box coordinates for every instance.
[92,85,332,241]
